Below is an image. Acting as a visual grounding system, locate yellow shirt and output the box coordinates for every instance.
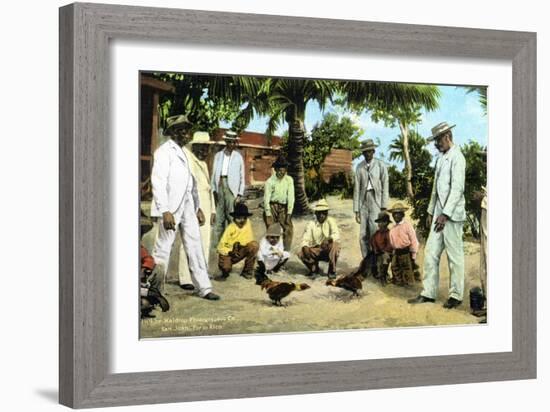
[217,220,255,255]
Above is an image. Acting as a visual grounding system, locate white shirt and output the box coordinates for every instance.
[366,163,373,190]
[221,152,231,176]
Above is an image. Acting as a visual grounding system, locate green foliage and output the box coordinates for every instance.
[151,73,252,135]
[389,131,434,238]
[303,113,362,171]
[461,140,487,237]
[388,165,407,199]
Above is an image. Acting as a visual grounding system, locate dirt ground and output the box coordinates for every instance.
[140,196,484,338]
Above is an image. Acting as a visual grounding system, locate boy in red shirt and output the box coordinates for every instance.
[388,202,419,286]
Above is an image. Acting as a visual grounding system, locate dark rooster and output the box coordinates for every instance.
[255,270,310,306]
[326,273,364,297]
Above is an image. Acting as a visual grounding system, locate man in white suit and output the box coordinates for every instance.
[211,130,246,248]
[353,139,389,258]
[178,132,216,291]
[408,122,466,309]
[151,115,220,301]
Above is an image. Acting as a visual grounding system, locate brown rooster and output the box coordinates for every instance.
[326,273,364,297]
[258,277,311,306]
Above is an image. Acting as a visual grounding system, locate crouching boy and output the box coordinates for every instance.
[257,223,290,277]
[215,203,259,280]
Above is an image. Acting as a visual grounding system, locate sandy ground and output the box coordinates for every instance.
[140,196,484,338]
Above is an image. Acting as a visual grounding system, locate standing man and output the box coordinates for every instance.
[150,115,220,301]
[211,130,245,249]
[298,199,341,279]
[353,139,389,258]
[178,132,216,291]
[263,156,295,251]
[408,122,465,309]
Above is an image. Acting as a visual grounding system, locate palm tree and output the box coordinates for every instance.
[342,82,440,199]
[465,86,487,115]
[233,78,336,214]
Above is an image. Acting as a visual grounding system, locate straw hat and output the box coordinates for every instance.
[313,199,330,212]
[165,114,192,134]
[223,130,240,141]
[388,201,409,213]
[191,131,210,144]
[427,121,456,142]
[359,139,377,151]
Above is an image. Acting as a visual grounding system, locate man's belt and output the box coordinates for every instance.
[394,248,412,256]
[270,201,287,206]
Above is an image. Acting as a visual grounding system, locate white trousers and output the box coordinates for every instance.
[421,202,465,301]
[359,190,380,258]
[178,193,211,286]
[152,195,212,297]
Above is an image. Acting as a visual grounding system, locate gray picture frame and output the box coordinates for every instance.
[59,2,536,409]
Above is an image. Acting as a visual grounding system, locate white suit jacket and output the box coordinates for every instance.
[150,139,199,217]
[353,158,389,212]
[427,144,466,222]
[210,149,245,197]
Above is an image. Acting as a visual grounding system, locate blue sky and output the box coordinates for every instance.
[222,85,487,167]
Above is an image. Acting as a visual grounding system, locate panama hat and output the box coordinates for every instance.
[388,201,409,213]
[313,199,330,212]
[223,130,240,141]
[165,114,192,134]
[374,211,391,223]
[266,223,283,237]
[191,131,210,144]
[359,139,378,151]
[427,121,456,142]
[229,202,253,217]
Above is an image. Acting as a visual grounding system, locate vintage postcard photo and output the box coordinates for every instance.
[138,72,488,338]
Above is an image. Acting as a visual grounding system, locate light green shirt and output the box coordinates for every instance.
[264,174,295,216]
[301,216,340,247]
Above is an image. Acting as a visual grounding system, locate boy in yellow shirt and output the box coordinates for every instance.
[215,203,259,280]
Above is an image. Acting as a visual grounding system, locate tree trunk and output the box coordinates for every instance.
[399,121,414,200]
[287,119,311,215]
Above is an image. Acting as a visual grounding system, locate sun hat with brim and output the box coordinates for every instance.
[191,131,210,144]
[427,121,456,142]
[266,223,283,237]
[374,212,391,223]
[165,114,192,134]
[359,139,378,151]
[229,202,253,217]
[388,201,409,213]
[223,130,240,141]
[272,156,289,169]
[313,199,330,212]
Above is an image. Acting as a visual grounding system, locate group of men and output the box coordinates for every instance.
[141,113,486,317]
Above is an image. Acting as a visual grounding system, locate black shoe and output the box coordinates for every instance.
[240,271,253,280]
[179,283,195,291]
[214,273,229,281]
[407,295,435,304]
[147,288,170,312]
[328,272,337,280]
[203,292,220,301]
[443,297,462,309]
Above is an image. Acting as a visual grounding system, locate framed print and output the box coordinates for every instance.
[59,2,536,408]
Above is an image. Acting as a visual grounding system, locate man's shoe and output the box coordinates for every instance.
[240,271,253,280]
[443,297,462,309]
[203,292,220,301]
[179,283,195,291]
[407,295,435,304]
[327,272,337,280]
